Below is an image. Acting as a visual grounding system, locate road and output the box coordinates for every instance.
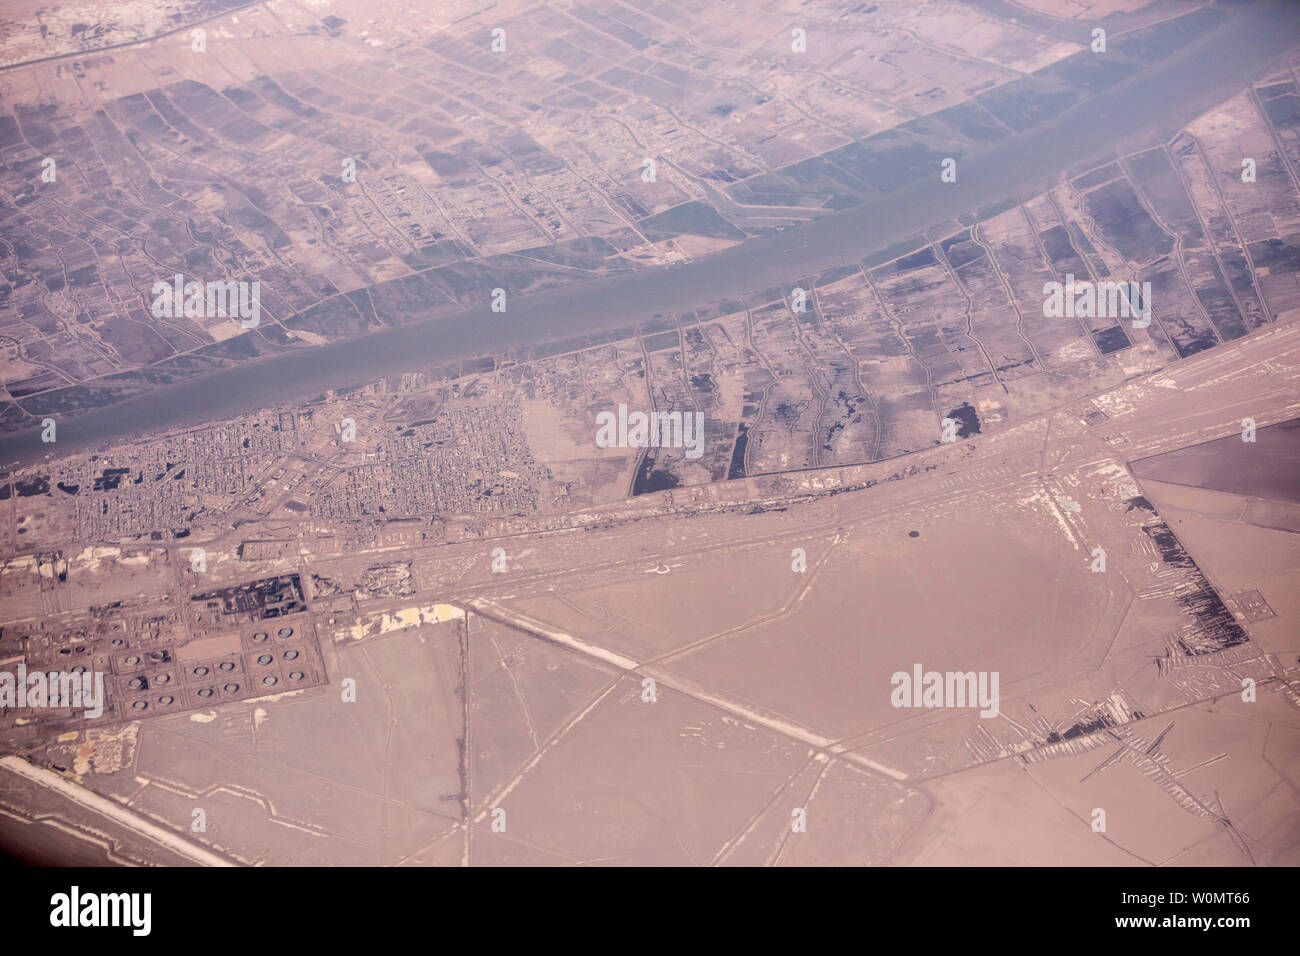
[4,0,1299,468]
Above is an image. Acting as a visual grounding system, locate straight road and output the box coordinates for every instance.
[4,0,1299,467]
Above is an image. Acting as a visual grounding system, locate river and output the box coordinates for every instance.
[4,0,1298,468]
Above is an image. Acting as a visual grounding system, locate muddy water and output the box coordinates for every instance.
[4,0,1298,467]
